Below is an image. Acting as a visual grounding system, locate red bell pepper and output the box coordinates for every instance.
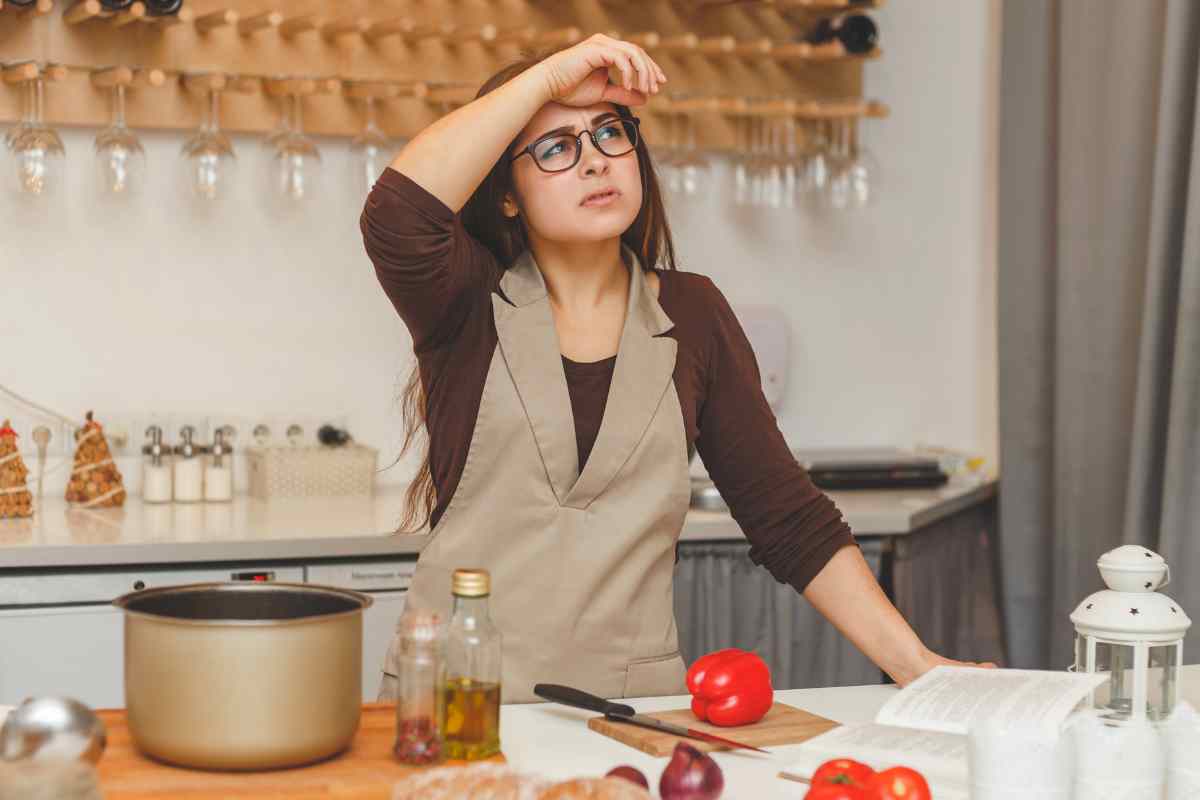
[685,648,773,727]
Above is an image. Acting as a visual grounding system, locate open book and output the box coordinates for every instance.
[781,667,1107,799]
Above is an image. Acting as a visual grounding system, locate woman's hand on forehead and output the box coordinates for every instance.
[536,33,666,109]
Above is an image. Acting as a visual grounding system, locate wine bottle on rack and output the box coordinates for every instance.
[5,0,41,6]
[802,13,879,55]
[144,0,182,15]
[99,0,135,9]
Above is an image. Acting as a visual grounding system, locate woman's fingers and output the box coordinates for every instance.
[605,45,637,92]
[601,83,647,107]
[612,40,658,94]
[545,34,667,104]
[621,44,651,94]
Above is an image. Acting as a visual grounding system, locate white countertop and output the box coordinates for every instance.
[502,663,1200,797]
[5,663,1190,798]
[0,479,996,569]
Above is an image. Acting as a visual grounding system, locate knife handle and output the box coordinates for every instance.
[533,683,635,717]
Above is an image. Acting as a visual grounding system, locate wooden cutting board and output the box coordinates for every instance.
[587,703,838,757]
[95,703,503,799]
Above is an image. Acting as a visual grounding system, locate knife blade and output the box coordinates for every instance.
[533,683,769,754]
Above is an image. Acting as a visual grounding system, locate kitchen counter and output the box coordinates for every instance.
[502,663,1200,798]
[0,478,996,569]
[2,663,1194,798]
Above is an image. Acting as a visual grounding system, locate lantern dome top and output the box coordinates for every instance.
[1097,545,1169,593]
[1071,547,1191,642]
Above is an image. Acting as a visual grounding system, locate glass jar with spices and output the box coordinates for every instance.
[392,608,446,766]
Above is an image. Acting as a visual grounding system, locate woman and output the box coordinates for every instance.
[363,35,989,703]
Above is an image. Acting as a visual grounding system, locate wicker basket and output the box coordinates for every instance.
[246,444,377,500]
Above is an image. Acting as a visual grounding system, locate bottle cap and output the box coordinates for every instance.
[451,569,490,597]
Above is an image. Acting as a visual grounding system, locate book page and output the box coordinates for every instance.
[875,666,1107,736]
[780,723,968,800]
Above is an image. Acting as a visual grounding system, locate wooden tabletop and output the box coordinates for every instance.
[96,703,501,799]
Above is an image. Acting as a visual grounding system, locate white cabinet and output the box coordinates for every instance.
[358,590,407,700]
[0,605,124,707]
[0,561,419,708]
[0,565,304,707]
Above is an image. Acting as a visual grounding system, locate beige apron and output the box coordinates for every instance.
[380,245,691,704]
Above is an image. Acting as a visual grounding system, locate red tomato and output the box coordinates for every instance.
[811,758,875,787]
[805,784,866,800]
[865,767,932,800]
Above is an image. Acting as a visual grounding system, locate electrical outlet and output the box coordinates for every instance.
[206,414,255,449]
[90,411,142,457]
[0,412,74,458]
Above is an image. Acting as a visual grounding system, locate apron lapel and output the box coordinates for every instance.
[564,247,677,509]
[493,252,579,504]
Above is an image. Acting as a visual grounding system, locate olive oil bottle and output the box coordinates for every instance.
[442,568,502,760]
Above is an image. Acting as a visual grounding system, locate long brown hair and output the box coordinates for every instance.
[395,50,678,533]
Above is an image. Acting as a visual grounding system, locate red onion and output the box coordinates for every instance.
[659,742,724,800]
[606,765,650,790]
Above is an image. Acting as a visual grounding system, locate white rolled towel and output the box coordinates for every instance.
[1068,709,1165,800]
[1164,702,1200,800]
[968,715,1072,799]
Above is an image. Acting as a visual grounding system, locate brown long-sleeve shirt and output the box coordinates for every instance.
[361,167,856,594]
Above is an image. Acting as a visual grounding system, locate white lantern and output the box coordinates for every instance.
[1070,545,1191,721]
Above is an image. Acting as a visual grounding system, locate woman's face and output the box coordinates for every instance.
[504,102,643,245]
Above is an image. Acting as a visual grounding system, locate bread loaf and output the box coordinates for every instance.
[390,764,653,800]
[391,764,547,800]
[538,777,654,799]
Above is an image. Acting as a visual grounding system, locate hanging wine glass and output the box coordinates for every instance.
[732,112,751,207]
[180,85,236,202]
[654,108,682,196]
[269,91,321,202]
[798,118,832,202]
[10,77,65,197]
[837,117,881,210]
[780,115,798,210]
[350,96,392,197]
[675,109,711,198]
[260,85,293,157]
[93,82,146,197]
[761,113,785,210]
[824,117,875,211]
[744,110,763,208]
[4,80,35,150]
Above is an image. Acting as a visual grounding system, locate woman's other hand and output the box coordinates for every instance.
[535,33,667,108]
[898,649,999,687]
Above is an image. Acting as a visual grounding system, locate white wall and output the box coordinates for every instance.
[0,0,999,493]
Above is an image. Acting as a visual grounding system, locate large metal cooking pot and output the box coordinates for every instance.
[112,581,373,770]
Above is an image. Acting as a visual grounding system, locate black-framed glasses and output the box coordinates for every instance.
[510,116,641,174]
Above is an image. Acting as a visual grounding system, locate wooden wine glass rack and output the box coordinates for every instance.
[0,0,886,149]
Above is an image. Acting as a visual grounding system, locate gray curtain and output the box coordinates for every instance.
[673,540,884,689]
[999,0,1200,669]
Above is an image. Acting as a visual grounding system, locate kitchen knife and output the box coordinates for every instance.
[533,683,769,754]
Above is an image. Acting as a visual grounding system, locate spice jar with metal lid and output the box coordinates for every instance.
[141,426,173,504]
[204,426,234,503]
[391,608,446,766]
[172,425,207,503]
